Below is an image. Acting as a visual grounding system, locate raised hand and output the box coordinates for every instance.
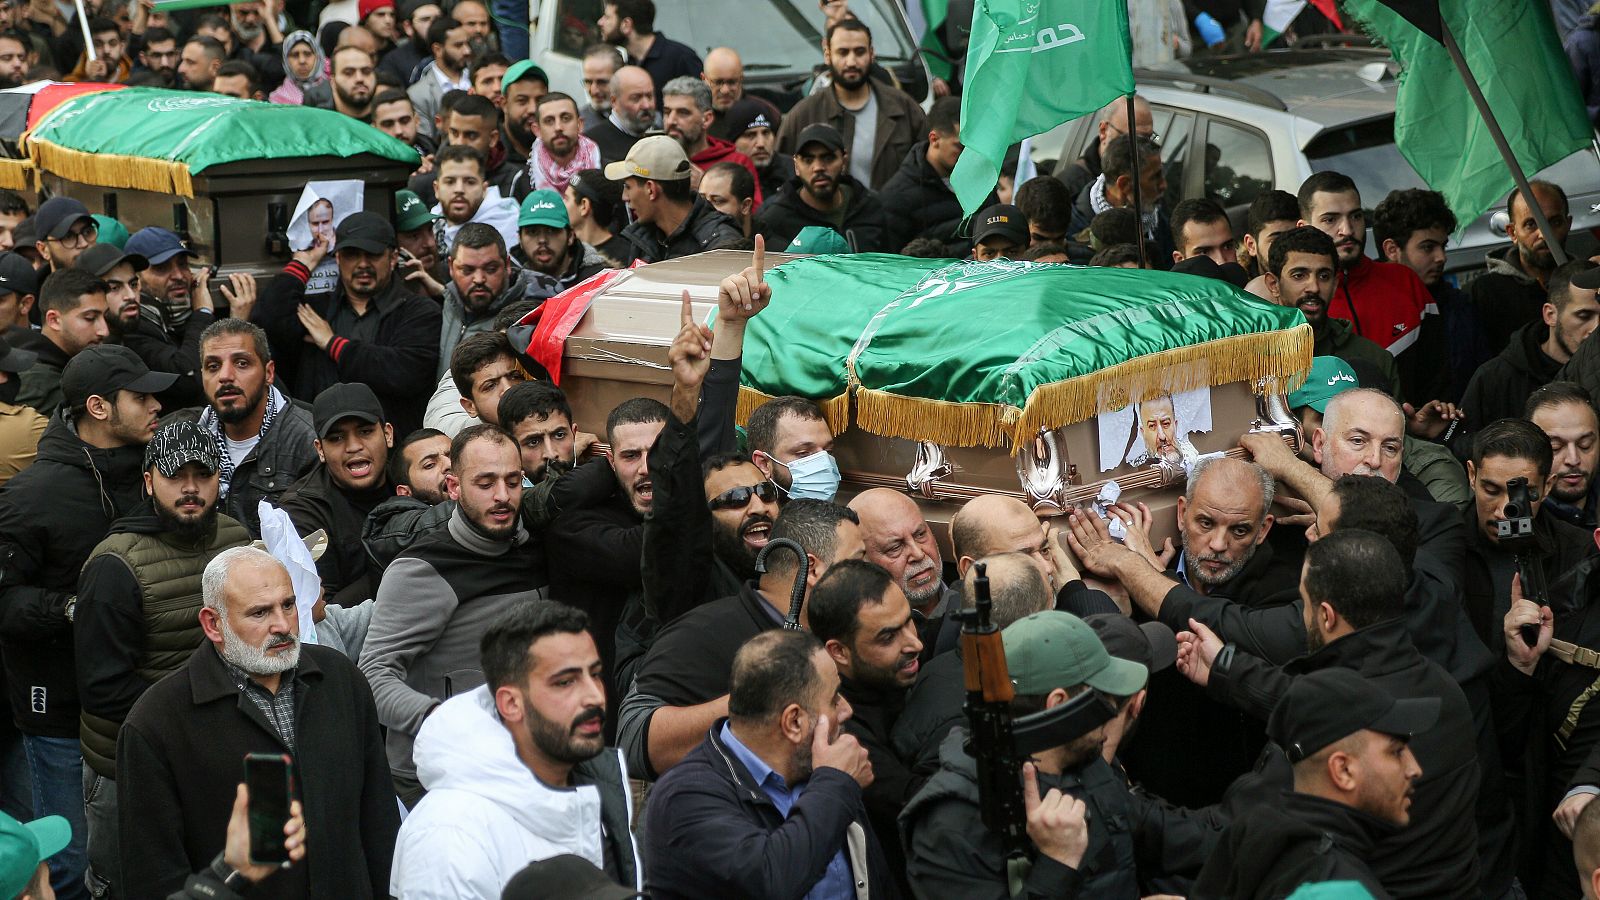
[1022,762,1088,869]
[292,230,330,272]
[812,714,873,788]
[1504,573,1553,676]
[223,783,305,881]
[670,290,713,394]
[718,234,772,322]
[296,304,334,350]
[1064,508,1137,579]
[1110,501,1175,570]
[1404,400,1463,441]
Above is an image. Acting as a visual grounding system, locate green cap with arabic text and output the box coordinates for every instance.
[395,190,437,233]
[518,190,569,229]
[1288,356,1360,413]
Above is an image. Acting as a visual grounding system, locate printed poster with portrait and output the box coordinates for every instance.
[1095,387,1214,472]
[288,181,364,294]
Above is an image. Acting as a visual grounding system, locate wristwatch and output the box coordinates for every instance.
[62,596,76,624]
[209,853,251,890]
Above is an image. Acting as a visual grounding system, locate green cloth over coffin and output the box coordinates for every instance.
[26,88,420,197]
[737,255,1312,450]
[733,253,951,433]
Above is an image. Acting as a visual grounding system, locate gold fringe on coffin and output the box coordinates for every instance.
[853,323,1314,453]
[27,141,194,198]
[735,384,850,435]
[0,158,31,191]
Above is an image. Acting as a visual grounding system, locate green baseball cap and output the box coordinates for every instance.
[787,226,851,255]
[0,812,69,898]
[501,60,549,94]
[395,190,436,233]
[1003,611,1147,697]
[1288,356,1360,413]
[92,215,129,250]
[518,190,569,229]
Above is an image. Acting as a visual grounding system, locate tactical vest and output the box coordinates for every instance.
[79,515,251,778]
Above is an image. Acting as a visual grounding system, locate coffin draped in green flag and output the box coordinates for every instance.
[732,255,1312,450]
[1341,0,1589,226]
[951,0,1134,215]
[25,88,420,197]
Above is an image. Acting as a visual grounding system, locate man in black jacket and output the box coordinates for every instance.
[78,242,210,410]
[756,123,889,253]
[74,420,251,898]
[1462,417,1596,653]
[606,135,743,263]
[545,395,665,728]
[617,500,864,779]
[1462,259,1600,431]
[902,610,1222,898]
[1187,529,1494,900]
[642,629,890,899]
[15,268,109,418]
[251,211,442,435]
[1193,666,1434,900]
[117,546,400,898]
[725,97,792,203]
[1530,381,1600,528]
[879,96,991,255]
[1068,134,1174,268]
[0,344,171,900]
[808,560,923,896]
[1054,95,1153,202]
[194,319,318,538]
[278,383,395,605]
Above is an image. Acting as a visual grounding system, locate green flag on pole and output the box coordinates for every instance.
[1341,0,1589,226]
[950,0,1134,216]
[919,0,953,81]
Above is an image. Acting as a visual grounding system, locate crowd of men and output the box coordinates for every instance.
[0,0,1594,898]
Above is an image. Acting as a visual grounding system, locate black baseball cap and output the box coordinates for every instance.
[60,344,178,407]
[144,419,220,476]
[8,219,34,252]
[973,203,1029,247]
[74,243,149,278]
[0,252,36,297]
[312,382,386,437]
[34,197,95,241]
[0,332,35,375]
[1267,667,1439,763]
[501,855,645,900]
[795,123,845,154]
[1085,614,1176,674]
[332,211,396,255]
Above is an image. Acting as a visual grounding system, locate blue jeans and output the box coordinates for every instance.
[492,0,529,60]
[22,735,88,900]
[0,731,31,822]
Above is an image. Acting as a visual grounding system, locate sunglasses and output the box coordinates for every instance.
[708,481,778,511]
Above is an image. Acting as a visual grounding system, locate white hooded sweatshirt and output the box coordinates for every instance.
[390,686,640,899]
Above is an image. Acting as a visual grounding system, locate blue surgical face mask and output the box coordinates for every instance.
[773,450,841,501]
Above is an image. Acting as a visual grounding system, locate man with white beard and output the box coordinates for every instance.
[116,547,401,897]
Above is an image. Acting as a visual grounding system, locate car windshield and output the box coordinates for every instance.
[552,0,916,71]
[1303,116,1427,208]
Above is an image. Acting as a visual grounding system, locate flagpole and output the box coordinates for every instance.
[1439,20,1568,266]
[1126,92,1146,265]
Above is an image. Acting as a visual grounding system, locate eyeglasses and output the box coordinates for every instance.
[1106,121,1160,144]
[708,481,778,511]
[55,221,97,248]
[706,78,741,89]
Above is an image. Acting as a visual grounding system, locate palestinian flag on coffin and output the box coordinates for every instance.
[729,255,1313,449]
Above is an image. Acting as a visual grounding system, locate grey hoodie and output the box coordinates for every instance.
[438,265,541,378]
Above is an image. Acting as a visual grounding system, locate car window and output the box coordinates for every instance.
[1154,107,1193,212]
[550,0,916,69]
[1304,117,1426,210]
[1202,119,1272,210]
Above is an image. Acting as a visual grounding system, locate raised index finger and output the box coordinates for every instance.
[752,234,765,283]
[1022,761,1041,812]
[680,289,694,328]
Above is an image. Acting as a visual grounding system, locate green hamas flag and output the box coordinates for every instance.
[951,0,1134,215]
[1342,0,1589,226]
[27,88,419,197]
[920,0,953,81]
[734,255,1311,449]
